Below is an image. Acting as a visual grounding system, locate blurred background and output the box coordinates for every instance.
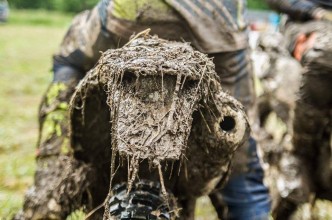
[0,0,304,219]
[2,0,268,12]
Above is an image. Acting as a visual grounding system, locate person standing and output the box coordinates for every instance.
[266,0,332,219]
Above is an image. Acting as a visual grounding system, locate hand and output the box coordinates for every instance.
[293,33,317,62]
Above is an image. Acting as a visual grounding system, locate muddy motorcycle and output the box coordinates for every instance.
[253,31,332,219]
[25,35,249,219]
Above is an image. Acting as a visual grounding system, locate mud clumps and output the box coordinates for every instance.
[70,33,250,219]
[102,35,217,160]
[74,35,216,164]
[15,156,93,220]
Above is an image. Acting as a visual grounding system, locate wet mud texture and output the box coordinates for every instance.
[70,34,249,219]
[18,34,250,220]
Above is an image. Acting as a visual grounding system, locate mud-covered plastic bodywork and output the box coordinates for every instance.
[68,34,250,219]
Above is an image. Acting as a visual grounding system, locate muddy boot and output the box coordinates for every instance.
[13,67,89,219]
[14,155,92,220]
[292,103,329,179]
[278,102,331,218]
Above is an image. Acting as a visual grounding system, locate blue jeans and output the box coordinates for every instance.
[221,137,271,220]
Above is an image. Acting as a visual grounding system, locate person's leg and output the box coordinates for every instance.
[209,49,271,220]
[14,67,91,219]
[14,6,118,219]
[292,29,332,190]
[273,20,332,219]
[217,138,271,220]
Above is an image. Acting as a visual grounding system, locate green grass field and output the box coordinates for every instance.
[0,9,73,218]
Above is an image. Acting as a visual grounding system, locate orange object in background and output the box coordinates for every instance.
[294,32,317,62]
